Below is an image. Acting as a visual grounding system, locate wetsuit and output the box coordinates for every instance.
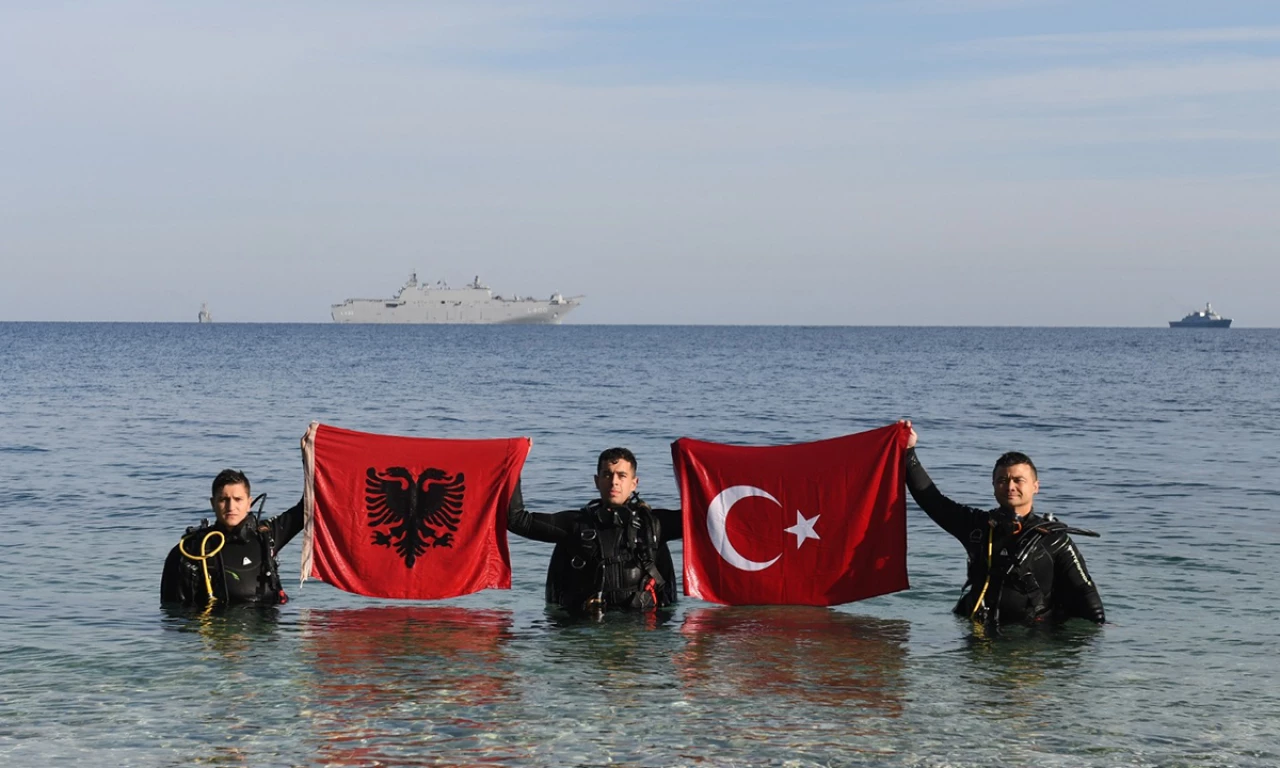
[160,501,303,607]
[905,449,1105,625]
[507,483,682,613]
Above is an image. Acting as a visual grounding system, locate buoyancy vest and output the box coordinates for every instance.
[957,514,1097,624]
[175,516,288,606]
[545,497,673,614]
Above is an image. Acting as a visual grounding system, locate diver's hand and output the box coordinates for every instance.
[899,419,918,449]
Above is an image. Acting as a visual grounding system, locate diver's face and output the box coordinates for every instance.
[993,464,1039,516]
[595,459,638,506]
[211,482,252,528]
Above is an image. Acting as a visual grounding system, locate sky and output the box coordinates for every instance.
[2,1,1277,325]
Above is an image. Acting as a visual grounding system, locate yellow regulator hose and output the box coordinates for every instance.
[178,530,227,603]
[970,526,994,621]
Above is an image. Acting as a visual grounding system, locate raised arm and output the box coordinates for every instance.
[901,420,988,541]
[651,507,683,542]
[505,480,578,543]
[267,499,305,549]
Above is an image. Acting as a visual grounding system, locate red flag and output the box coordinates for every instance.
[672,423,909,606]
[301,422,529,600]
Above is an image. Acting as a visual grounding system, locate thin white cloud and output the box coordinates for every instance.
[918,56,1280,111]
[873,0,1057,13]
[958,26,1280,56]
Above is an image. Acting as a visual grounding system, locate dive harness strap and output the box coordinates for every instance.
[177,493,288,606]
[968,516,1100,624]
[581,501,664,614]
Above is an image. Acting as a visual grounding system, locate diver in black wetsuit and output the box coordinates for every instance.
[160,469,303,607]
[900,421,1105,626]
[507,447,683,615]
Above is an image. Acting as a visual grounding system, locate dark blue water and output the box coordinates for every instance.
[2,323,1277,766]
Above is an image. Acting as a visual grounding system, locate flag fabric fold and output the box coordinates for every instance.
[672,423,909,606]
[301,422,529,600]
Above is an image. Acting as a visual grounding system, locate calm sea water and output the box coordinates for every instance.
[1,323,1277,767]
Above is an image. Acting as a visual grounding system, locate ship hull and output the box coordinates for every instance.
[331,299,581,324]
[331,274,583,324]
[1169,319,1231,328]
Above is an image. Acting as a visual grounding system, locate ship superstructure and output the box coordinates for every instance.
[1169,303,1231,328]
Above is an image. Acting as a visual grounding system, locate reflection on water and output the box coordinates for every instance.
[161,604,283,661]
[146,589,1113,766]
[535,606,677,683]
[961,620,1103,713]
[298,606,517,766]
[678,606,910,716]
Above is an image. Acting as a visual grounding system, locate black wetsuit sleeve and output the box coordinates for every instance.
[505,482,578,543]
[905,448,987,542]
[1050,535,1106,624]
[160,545,189,603]
[653,508,683,542]
[268,499,305,550]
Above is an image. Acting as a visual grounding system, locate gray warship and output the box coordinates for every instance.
[331,273,583,324]
[1169,302,1231,328]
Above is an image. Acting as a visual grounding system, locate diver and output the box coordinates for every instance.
[507,448,683,616]
[900,421,1105,626]
[160,469,302,607]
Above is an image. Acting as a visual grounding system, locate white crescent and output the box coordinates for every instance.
[706,485,782,572]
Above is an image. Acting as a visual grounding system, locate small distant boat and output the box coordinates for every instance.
[198,303,213,324]
[1169,302,1231,328]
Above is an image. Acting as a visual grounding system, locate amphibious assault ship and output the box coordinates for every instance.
[331,273,583,324]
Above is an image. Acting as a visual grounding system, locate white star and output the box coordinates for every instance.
[784,510,820,549]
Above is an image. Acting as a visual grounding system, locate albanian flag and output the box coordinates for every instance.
[301,422,529,600]
[672,423,909,606]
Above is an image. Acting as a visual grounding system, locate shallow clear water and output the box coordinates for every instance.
[1,323,1277,766]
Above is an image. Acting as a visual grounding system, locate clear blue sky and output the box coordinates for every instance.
[2,1,1277,325]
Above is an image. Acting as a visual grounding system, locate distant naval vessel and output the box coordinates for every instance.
[1169,302,1231,328]
[198,303,213,323]
[331,273,583,324]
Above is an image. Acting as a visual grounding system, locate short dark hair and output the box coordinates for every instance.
[992,452,1037,480]
[596,447,637,476]
[212,468,251,497]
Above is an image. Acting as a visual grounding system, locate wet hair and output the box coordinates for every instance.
[992,452,1037,480]
[596,447,637,476]
[211,468,251,497]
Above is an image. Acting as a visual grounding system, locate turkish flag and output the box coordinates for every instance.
[672,423,909,606]
[301,422,529,600]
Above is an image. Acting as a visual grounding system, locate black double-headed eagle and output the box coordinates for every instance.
[364,467,466,567]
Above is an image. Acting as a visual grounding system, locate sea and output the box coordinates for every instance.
[1,323,1276,767]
